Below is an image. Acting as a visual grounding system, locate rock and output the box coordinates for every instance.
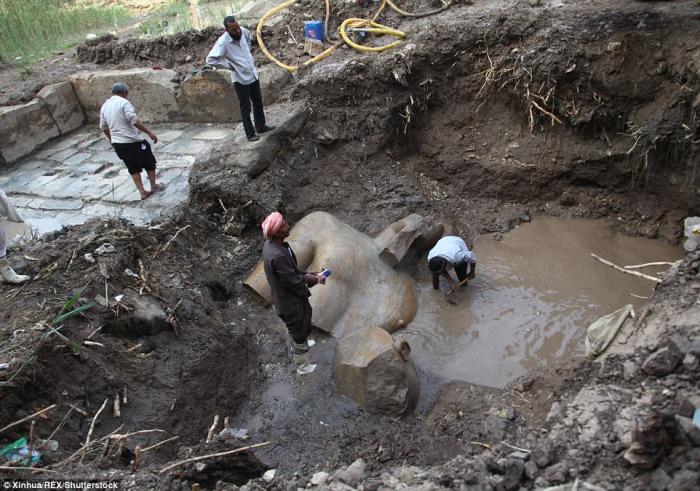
[528,0,542,6]
[546,402,563,423]
[533,443,555,468]
[676,415,700,446]
[683,353,698,371]
[70,68,180,123]
[36,81,85,135]
[668,470,700,491]
[317,127,338,146]
[642,344,683,376]
[623,360,639,381]
[505,406,517,420]
[524,460,538,480]
[493,233,503,241]
[518,211,531,223]
[509,451,530,461]
[559,191,577,207]
[623,412,676,469]
[534,477,550,488]
[334,458,366,487]
[262,469,276,482]
[544,462,568,484]
[648,468,672,490]
[332,326,420,416]
[0,99,60,164]
[311,471,329,486]
[607,41,623,52]
[501,458,525,490]
[177,66,290,123]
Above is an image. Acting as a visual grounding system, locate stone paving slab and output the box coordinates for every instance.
[0,122,240,235]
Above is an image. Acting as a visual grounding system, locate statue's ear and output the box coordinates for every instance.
[290,238,315,271]
[394,340,412,361]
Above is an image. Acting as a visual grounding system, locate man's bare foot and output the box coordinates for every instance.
[151,183,166,193]
[140,190,153,200]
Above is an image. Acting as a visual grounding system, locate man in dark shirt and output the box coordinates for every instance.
[261,212,321,375]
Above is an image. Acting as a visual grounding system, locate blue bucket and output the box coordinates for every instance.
[304,20,324,42]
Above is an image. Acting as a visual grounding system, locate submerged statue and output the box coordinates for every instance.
[244,211,442,337]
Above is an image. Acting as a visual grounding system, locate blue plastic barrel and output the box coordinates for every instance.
[304,20,324,42]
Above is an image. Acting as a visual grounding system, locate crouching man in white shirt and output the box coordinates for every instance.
[427,235,477,293]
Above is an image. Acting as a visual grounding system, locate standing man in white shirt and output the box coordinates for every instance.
[427,235,477,293]
[206,15,274,142]
[99,82,165,201]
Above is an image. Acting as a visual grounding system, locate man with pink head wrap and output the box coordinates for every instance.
[261,211,322,375]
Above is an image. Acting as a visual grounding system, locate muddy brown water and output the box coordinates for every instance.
[398,217,682,389]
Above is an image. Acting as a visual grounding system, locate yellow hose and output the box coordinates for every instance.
[339,18,405,53]
[256,0,452,72]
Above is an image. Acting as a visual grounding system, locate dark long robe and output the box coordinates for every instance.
[262,239,312,343]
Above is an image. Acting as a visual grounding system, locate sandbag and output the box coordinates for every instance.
[585,304,633,358]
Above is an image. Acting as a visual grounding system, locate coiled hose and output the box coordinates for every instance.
[256,0,453,72]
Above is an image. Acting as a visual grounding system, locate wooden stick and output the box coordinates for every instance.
[446,276,470,297]
[84,398,109,447]
[113,391,121,418]
[629,293,649,300]
[469,441,492,450]
[623,261,677,269]
[159,441,271,474]
[131,446,142,473]
[157,225,191,257]
[0,404,57,434]
[110,429,166,440]
[83,340,105,348]
[87,325,104,340]
[46,406,74,443]
[141,435,179,453]
[500,441,530,453]
[69,404,88,417]
[206,415,220,443]
[590,253,661,283]
[27,420,36,467]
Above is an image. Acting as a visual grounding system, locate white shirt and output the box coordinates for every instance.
[99,96,142,144]
[428,236,477,267]
[206,28,258,85]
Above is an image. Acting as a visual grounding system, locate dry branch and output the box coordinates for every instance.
[141,435,180,453]
[159,441,271,474]
[623,261,678,270]
[0,404,56,434]
[206,415,220,443]
[156,225,191,257]
[590,253,661,283]
[84,398,109,448]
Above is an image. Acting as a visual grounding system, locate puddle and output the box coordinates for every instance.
[397,216,682,388]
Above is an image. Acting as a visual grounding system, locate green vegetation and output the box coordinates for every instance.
[138,0,248,37]
[0,0,128,64]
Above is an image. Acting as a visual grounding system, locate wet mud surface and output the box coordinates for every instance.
[1,0,699,489]
[400,216,682,388]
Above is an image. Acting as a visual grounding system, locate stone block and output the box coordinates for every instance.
[70,68,179,123]
[176,66,291,123]
[0,99,60,164]
[333,326,420,416]
[36,81,85,134]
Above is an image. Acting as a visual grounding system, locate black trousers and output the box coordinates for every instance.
[234,79,266,138]
[454,262,469,282]
[279,298,313,345]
